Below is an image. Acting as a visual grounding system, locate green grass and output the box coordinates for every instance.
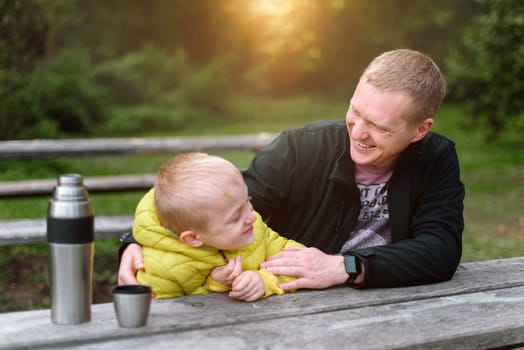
[0,97,522,311]
[432,105,523,262]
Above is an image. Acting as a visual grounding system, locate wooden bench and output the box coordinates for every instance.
[0,134,276,246]
[1,257,523,349]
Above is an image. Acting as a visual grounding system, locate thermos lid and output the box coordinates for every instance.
[54,174,89,202]
[48,174,94,219]
[59,174,83,185]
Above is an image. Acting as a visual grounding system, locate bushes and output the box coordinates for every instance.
[0,49,106,139]
[445,0,524,138]
[0,46,235,139]
[95,46,234,135]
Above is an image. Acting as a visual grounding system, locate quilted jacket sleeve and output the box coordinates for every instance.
[255,213,305,297]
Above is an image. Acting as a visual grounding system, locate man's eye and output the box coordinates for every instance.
[371,123,391,133]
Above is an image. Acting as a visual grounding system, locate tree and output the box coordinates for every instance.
[446,0,524,137]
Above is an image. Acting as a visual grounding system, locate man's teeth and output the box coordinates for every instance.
[356,141,374,148]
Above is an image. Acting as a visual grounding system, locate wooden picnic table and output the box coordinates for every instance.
[1,257,524,350]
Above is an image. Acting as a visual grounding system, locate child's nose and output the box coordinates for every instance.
[246,210,256,224]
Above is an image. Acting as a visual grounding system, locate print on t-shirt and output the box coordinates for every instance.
[340,181,392,253]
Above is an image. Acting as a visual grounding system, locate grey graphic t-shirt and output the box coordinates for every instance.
[340,163,393,254]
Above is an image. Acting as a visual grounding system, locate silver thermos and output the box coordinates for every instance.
[47,174,94,324]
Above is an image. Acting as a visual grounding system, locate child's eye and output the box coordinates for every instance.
[231,212,241,222]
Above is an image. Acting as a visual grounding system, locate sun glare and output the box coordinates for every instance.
[248,0,295,17]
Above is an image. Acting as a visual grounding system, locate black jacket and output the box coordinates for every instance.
[243,120,465,288]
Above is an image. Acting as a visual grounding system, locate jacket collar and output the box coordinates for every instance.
[329,132,356,187]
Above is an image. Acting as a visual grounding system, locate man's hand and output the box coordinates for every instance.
[229,270,265,302]
[210,256,243,287]
[260,247,351,290]
[117,243,144,285]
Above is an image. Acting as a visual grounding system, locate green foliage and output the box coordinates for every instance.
[0,45,236,139]
[445,0,524,137]
[93,46,234,135]
[0,49,107,139]
[1,0,49,71]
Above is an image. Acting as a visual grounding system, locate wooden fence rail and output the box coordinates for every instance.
[0,175,156,198]
[0,134,276,159]
[0,133,276,245]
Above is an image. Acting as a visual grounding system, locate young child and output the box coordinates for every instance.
[133,152,304,302]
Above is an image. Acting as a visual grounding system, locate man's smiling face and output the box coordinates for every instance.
[345,78,432,169]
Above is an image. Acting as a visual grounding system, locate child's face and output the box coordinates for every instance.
[195,177,256,250]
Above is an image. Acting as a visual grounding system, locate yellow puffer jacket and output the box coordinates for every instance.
[133,189,304,299]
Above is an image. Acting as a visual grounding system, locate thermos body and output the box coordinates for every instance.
[47,174,94,325]
[48,242,93,324]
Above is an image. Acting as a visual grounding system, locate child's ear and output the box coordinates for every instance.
[179,230,204,248]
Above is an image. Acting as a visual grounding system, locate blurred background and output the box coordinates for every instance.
[0,0,522,311]
[1,0,522,139]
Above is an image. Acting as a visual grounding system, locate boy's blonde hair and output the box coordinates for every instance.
[362,49,446,125]
[154,153,243,233]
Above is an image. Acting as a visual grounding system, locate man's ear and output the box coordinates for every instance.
[412,118,433,142]
[179,230,204,248]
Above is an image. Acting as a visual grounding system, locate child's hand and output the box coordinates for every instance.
[229,270,265,302]
[209,256,243,287]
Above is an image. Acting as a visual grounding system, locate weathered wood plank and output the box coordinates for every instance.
[0,133,276,159]
[148,286,524,350]
[0,215,133,245]
[0,258,523,350]
[62,286,524,350]
[0,174,155,198]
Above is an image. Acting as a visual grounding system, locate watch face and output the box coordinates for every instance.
[345,255,358,274]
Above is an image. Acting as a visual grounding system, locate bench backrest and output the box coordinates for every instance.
[0,134,276,245]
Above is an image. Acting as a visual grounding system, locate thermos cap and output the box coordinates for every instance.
[48,174,94,218]
[58,174,83,186]
[53,174,90,202]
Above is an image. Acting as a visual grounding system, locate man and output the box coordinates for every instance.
[119,49,465,291]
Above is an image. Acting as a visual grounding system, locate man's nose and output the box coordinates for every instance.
[350,119,369,139]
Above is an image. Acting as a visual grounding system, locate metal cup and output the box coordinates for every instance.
[112,285,152,328]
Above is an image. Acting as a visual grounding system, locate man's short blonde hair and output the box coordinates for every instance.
[154,152,243,233]
[362,49,446,124]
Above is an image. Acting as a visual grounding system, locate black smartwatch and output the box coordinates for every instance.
[344,255,361,285]
[120,231,135,244]
[118,232,138,263]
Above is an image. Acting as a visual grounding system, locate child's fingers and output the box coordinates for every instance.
[231,256,243,277]
[232,271,259,291]
[229,274,263,301]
